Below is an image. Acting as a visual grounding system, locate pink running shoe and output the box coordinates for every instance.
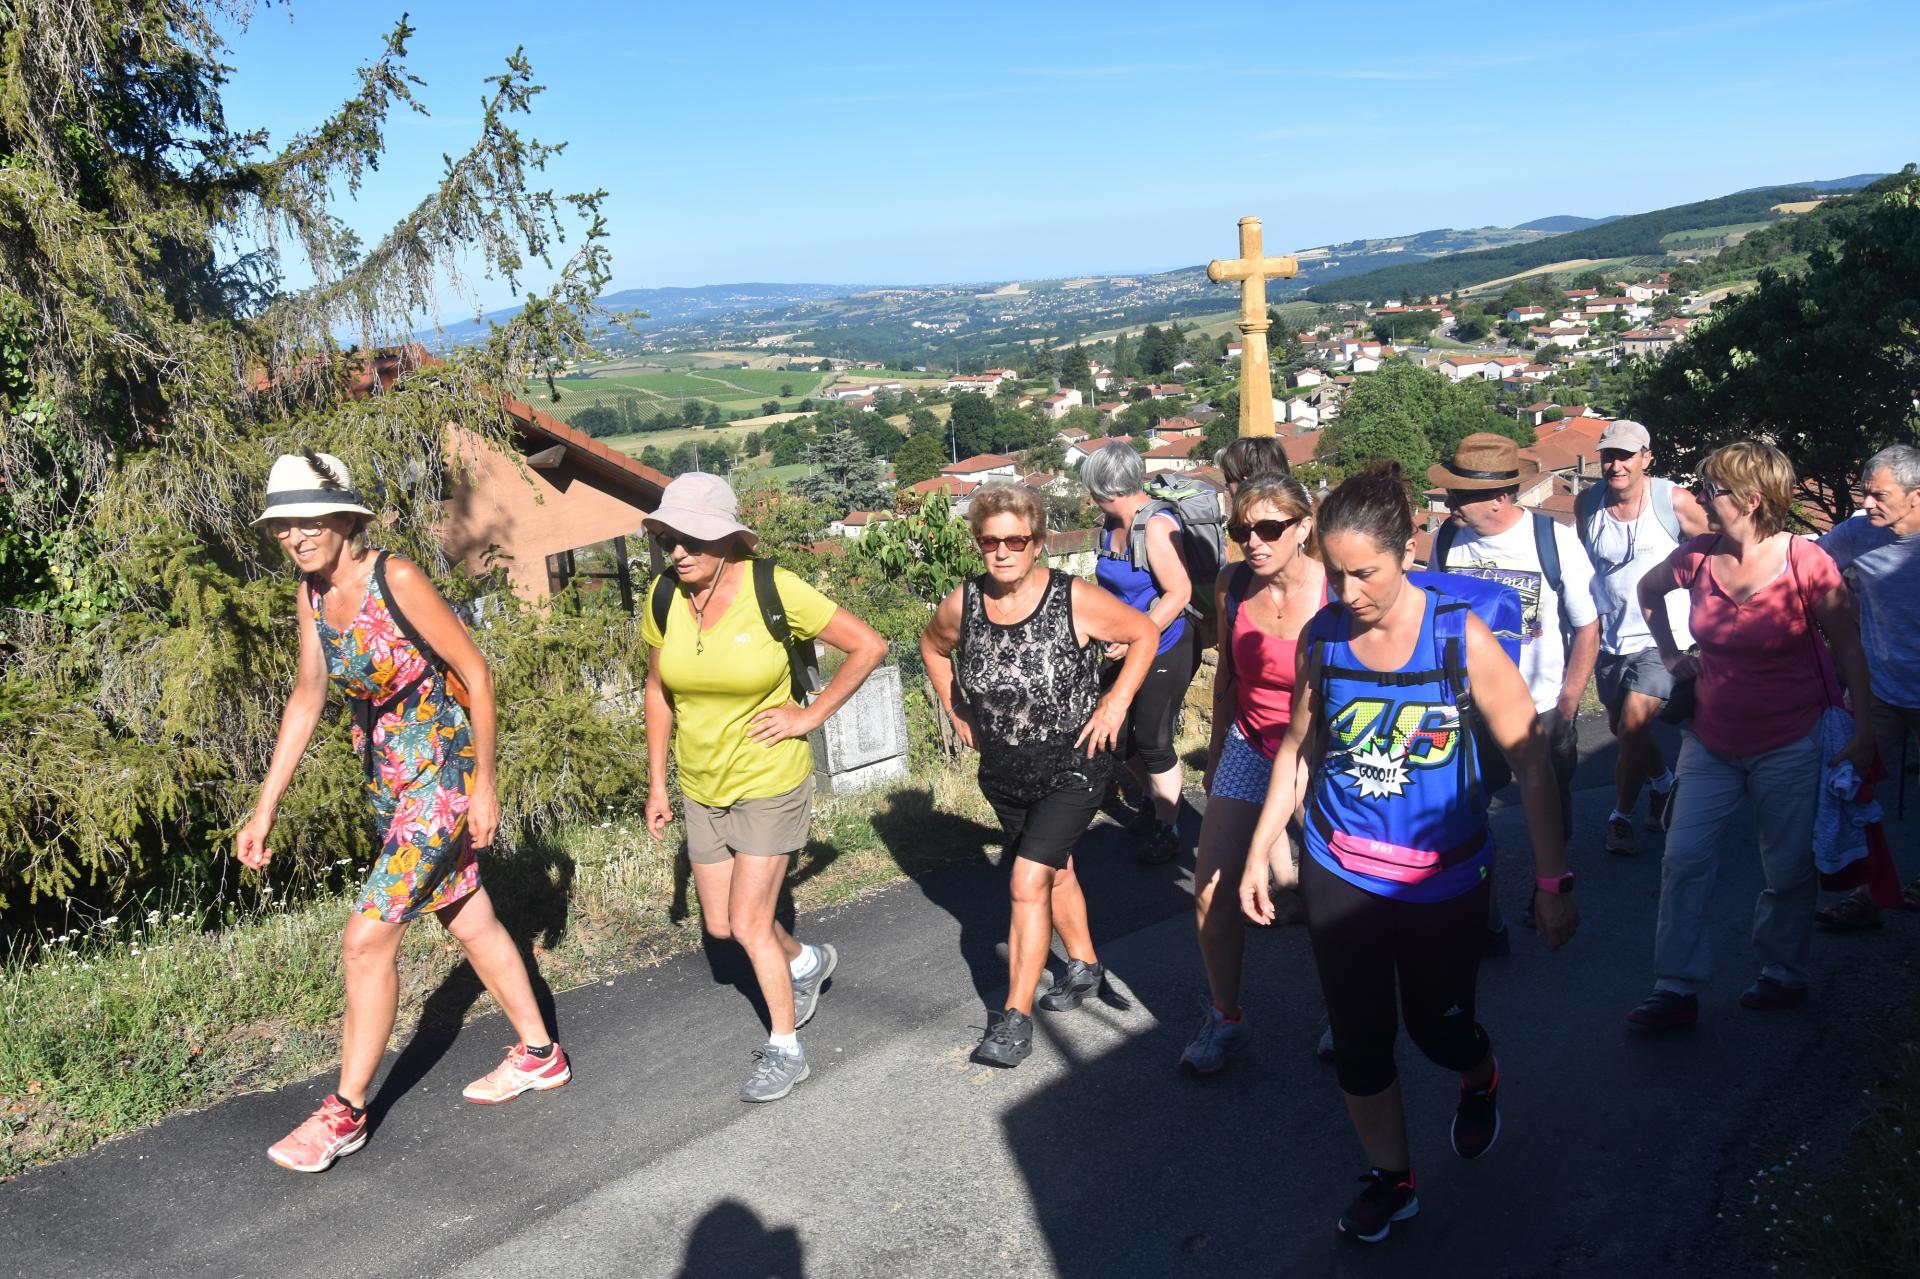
[267,1095,368,1173]
[463,1041,571,1104]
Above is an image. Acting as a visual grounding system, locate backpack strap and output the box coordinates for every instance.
[1431,518,1458,569]
[374,551,450,677]
[1649,477,1681,542]
[1217,562,1253,686]
[754,558,818,706]
[1431,601,1485,802]
[1530,511,1574,656]
[649,572,676,639]
[1126,500,1175,571]
[1574,482,1605,551]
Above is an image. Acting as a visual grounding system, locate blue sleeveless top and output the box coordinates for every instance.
[1096,513,1185,655]
[1303,589,1494,903]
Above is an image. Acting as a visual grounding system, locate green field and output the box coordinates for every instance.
[1659,221,1775,247]
[601,422,766,457]
[526,367,828,422]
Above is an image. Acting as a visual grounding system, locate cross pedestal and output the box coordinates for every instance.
[1207,217,1298,438]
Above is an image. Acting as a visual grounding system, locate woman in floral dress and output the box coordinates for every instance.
[238,451,568,1174]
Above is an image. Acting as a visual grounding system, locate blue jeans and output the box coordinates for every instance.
[1653,728,1820,994]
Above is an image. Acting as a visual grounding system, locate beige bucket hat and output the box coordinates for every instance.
[643,472,759,551]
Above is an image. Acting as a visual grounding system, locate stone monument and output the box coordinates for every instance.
[1207,216,1299,438]
[809,662,910,795]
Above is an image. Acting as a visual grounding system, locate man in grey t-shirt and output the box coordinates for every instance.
[1816,444,1920,930]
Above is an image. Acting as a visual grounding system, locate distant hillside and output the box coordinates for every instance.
[1307,184,1831,302]
[1517,214,1619,233]
[1736,173,1886,194]
[426,282,857,346]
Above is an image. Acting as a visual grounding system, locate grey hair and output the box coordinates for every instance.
[1081,441,1145,500]
[1865,444,1920,492]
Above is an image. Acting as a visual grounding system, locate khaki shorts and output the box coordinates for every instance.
[683,775,815,865]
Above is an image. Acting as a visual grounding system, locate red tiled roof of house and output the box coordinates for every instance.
[943,452,1017,473]
[1073,435,1131,455]
[908,475,977,496]
[1144,435,1206,459]
[1281,434,1321,468]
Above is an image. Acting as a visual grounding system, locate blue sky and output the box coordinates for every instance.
[215,0,1917,315]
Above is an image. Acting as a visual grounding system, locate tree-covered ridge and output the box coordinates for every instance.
[0,3,636,911]
[1307,184,1849,303]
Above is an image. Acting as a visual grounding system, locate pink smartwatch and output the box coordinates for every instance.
[1535,872,1577,895]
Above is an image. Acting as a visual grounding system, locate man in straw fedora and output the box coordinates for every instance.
[1428,433,1600,950]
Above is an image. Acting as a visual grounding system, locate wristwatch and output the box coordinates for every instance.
[1535,872,1578,895]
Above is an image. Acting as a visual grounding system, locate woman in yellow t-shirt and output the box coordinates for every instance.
[641,473,887,1103]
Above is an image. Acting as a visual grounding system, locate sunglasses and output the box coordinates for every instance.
[976,535,1035,553]
[656,531,720,553]
[267,519,330,538]
[1227,517,1302,545]
[1696,483,1734,502]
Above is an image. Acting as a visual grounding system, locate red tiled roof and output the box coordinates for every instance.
[1282,434,1321,468]
[1144,435,1206,459]
[943,452,1017,473]
[908,476,977,496]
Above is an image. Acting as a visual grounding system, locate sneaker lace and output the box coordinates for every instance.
[746,1046,787,1084]
[484,1042,530,1083]
[976,1012,1014,1047]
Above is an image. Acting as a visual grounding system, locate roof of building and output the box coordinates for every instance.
[1144,435,1206,460]
[908,475,978,496]
[943,452,1018,473]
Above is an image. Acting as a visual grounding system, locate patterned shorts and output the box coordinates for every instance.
[1210,723,1274,805]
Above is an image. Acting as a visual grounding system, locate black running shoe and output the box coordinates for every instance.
[1136,820,1179,865]
[1037,959,1105,1012]
[971,1009,1033,1068]
[1338,1169,1418,1244]
[1451,1060,1501,1159]
[1647,780,1677,832]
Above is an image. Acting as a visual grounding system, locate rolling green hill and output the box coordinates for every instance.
[1307,184,1832,302]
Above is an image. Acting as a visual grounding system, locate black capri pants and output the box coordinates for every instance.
[1299,849,1493,1098]
[1104,623,1199,774]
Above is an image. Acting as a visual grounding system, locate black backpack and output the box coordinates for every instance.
[648,558,818,705]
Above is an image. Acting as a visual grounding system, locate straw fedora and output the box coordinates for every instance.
[642,472,759,552]
[253,451,376,524]
[1426,432,1542,493]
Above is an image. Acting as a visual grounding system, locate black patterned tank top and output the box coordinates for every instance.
[956,569,1110,801]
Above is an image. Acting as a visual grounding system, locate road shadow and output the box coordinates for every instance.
[869,785,1194,1012]
[675,1199,804,1278]
[364,838,569,1128]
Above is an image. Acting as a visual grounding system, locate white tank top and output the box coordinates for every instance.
[1589,498,1692,655]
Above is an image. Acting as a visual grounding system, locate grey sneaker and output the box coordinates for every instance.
[1605,816,1636,856]
[1037,958,1105,1012]
[1179,1002,1251,1074]
[739,1045,810,1102]
[972,1009,1034,1068]
[791,943,838,1029]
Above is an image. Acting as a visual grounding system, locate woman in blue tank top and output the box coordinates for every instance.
[1082,443,1200,864]
[1237,462,1580,1246]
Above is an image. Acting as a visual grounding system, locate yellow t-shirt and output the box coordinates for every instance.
[640,563,838,807]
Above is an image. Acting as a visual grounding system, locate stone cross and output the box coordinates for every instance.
[1207,216,1299,438]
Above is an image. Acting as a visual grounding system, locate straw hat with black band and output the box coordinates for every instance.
[1426,432,1542,494]
[253,450,376,524]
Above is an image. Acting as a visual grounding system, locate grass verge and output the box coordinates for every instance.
[0,753,1001,1181]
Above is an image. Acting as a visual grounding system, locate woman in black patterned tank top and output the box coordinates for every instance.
[922,484,1157,1068]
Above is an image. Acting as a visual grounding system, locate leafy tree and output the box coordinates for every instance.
[1028,337,1059,381]
[0,7,636,909]
[1371,310,1443,343]
[792,432,887,515]
[771,433,807,466]
[1453,315,1491,342]
[1138,323,1178,375]
[797,398,815,412]
[1322,406,1433,479]
[1057,343,1091,392]
[779,382,794,397]
[1112,331,1135,378]
[906,407,940,436]
[680,400,705,426]
[743,431,762,457]
[854,415,906,461]
[571,405,623,437]
[762,400,780,417]
[948,392,995,458]
[702,401,724,426]
[1627,178,1920,525]
[845,495,982,604]
[891,431,948,488]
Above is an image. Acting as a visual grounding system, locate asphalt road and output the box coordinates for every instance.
[5,723,1917,1278]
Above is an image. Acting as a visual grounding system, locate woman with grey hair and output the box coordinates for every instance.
[1082,441,1200,863]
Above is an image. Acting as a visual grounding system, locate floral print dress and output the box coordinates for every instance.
[309,569,480,923]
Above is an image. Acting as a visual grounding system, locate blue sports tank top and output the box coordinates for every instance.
[1303,589,1494,903]
[1095,514,1185,655]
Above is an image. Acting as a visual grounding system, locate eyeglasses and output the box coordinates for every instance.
[1227,517,1302,545]
[1696,483,1734,503]
[1594,522,1637,576]
[656,532,720,553]
[267,520,328,538]
[976,534,1035,553]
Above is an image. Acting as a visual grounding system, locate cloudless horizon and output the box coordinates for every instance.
[215,0,1917,316]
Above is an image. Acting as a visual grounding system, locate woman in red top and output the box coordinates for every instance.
[1181,475,1326,1074]
[1627,441,1876,1031]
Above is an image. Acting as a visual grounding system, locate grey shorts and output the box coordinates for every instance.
[683,775,815,865]
[1596,648,1674,717]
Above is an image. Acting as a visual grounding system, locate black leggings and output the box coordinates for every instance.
[1106,623,1198,774]
[1299,851,1492,1098]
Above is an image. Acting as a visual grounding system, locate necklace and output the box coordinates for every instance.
[689,562,731,655]
[983,572,1045,624]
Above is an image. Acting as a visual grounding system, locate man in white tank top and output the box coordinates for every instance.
[1577,421,1709,856]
